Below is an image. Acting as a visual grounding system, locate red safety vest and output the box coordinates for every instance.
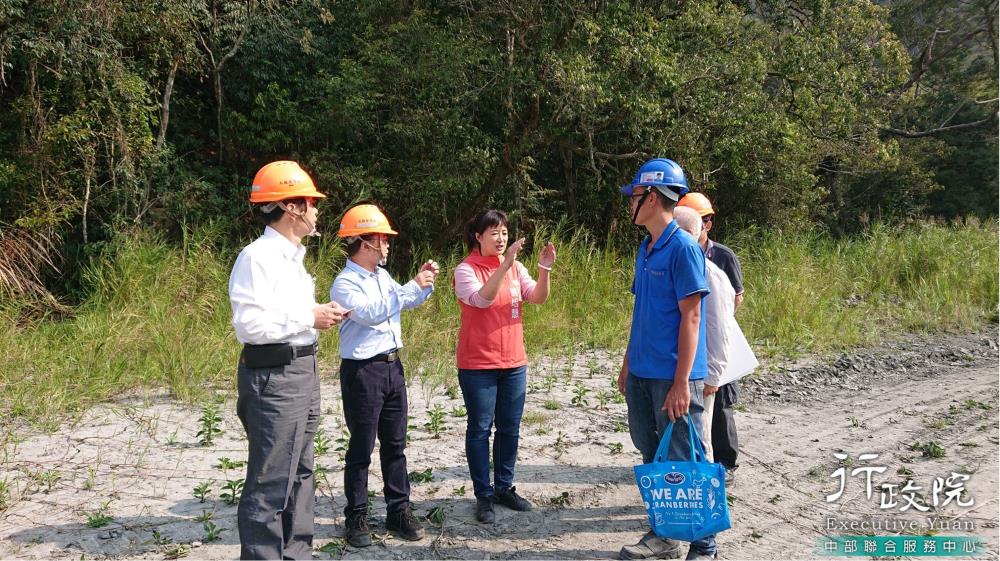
[455,251,527,370]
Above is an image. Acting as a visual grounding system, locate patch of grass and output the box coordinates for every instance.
[1,221,996,425]
[543,400,561,411]
[521,412,548,426]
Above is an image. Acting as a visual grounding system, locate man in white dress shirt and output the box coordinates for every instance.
[673,206,735,463]
[228,160,349,560]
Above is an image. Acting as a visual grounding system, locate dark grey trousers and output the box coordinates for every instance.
[711,380,740,470]
[236,353,321,560]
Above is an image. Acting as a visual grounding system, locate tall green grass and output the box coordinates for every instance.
[0,220,996,426]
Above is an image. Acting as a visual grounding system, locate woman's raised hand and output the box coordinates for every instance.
[538,242,556,269]
[503,238,526,268]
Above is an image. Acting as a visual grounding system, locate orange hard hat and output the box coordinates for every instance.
[677,192,715,216]
[338,204,398,238]
[249,161,326,203]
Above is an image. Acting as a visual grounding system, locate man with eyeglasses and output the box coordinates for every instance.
[678,193,744,485]
[618,159,718,560]
[229,161,350,560]
[329,203,439,548]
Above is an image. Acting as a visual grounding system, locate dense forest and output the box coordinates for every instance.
[0,0,996,302]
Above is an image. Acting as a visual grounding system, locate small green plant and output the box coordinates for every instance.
[444,385,459,400]
[595,391,612,410]
[314,428,331,455]
[553,431,569,458]
[452,485,466,497]
[150,530,172,545]
[195,509,214,522]
[571,383,589,407]
[367,490,376,514]
[424,405,447,438]
[536,426,551,435]
[912,441,946,458]
[203,521,224,542]
[767,494,782,504]
[197,405,224,446]
[425,505,447,525]
[543,400,561,411]
[37,470,60,494]
[409,468,433,483]
[543,376,557,393]
[81,467,97,491]
[221,479,244,505]
[216,457,245,471]
[847,416,867,428]
[314,464,330,478]
[317,539,346,558]
[549,491,571,507]
[450,405,467,418]
[964,399,990,410]
[0,479,9,510]
[84,501,113,528]
[614,421,629,432]
[193,482,212,503]
[897,466,914,476]
[335,428,351,460]
[607,443,623,455]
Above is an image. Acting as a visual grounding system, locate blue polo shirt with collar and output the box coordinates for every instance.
[628,220,710,380]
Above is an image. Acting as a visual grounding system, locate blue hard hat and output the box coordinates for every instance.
[620,158,689,201]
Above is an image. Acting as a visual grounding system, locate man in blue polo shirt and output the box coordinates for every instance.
[616,158,717,561]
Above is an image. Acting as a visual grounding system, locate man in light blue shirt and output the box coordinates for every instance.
[329,204,439,548]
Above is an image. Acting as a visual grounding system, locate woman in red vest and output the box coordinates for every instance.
[453,209,556,524]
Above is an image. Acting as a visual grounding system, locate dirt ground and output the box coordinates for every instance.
[1,328,998,560]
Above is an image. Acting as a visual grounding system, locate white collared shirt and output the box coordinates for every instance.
[704,259,736,386]
[229,226,318,346]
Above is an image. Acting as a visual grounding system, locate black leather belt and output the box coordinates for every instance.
[242,342,317,368]
[347,349,399,363]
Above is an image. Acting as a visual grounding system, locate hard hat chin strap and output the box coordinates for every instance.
[631,190,652,225]
[272,200,320,237]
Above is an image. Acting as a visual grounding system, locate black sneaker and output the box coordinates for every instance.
[386,506,424,541]
[475,497,495,524]
[344,511,372,548]
[495,486,533,511]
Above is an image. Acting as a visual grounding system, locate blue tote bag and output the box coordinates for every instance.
[633,414,731,542]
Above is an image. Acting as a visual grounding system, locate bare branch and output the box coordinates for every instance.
[884,114,997,138]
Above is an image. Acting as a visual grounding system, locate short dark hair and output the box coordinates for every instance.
[464,209,509,250]
[654,189,677,211]
[346,233,381,257]
[256,197,307,225]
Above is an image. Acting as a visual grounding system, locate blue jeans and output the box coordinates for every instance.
[625,374,717,556]
[458,366,527,498]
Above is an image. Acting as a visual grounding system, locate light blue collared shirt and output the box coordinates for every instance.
[330,259,433,360]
